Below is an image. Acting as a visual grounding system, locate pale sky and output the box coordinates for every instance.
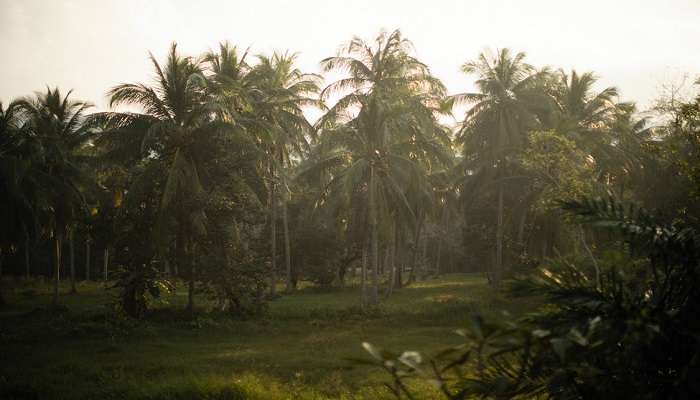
[1,0,699,120]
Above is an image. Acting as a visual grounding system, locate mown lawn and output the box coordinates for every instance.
[0,274,534,399]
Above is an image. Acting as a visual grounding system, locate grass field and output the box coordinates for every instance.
[0,274,533,399]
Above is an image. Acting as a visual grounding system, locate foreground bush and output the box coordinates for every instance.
[360,197,700,399]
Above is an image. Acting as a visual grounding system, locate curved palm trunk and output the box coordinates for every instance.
[282,200,293,293]
[69,229,76,294]
[53,234,63,305]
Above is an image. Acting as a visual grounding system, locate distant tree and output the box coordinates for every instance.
[306,29,450,302]
[15,88,92,304]
[454,49,549,282]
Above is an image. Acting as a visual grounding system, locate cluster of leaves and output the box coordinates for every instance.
[360,197,700,399]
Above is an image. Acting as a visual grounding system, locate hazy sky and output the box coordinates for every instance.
[1,0,699,118]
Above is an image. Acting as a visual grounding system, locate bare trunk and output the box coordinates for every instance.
[164,259,170,277]
[393,219,401,289]
[69,230,76,293]
[270,170,277,297]
[386,222,397,297]
[25,233,31,279]
[495,181,504,283]
[0,255,5,306]
[103,248,109,284]
[187,242,196,317]
[435,205,447,275]
[517,211,527,251]
[282,200,293,293]
[408,213,423,285]
[361,237,368,304]
[85,238,91,281]
[53,235,62,305]
[370,223,379,304]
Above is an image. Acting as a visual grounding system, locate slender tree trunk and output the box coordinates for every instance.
[421,230,428,281]
[164,259,170,277]
[495,180,504,283]
[270,169,277,297]
[408,213,423,285]
[435,205,447,275]
[393,219,401,289]
[517,211,527,254]
[69,229,76,293]
[445,209,452,274]
[53,235,62,305]
[361,237,368,304]
[282,200,293,293]
[103,248,109,284]
[0,254,5,306]
[85,238,91,281]
[386,222,397,297]
[371,223,379,304]
[25,233,31,279]
[187,242,196,317]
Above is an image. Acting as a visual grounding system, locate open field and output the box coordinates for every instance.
[0,274,534,399]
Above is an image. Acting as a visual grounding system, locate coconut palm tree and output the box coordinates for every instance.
[305,29,449,302]
[14,88,93,304]
[247,52,322,294]
[453,48,549,282]
[94,43,222,316]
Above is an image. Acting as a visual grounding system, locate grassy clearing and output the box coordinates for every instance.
[0,274,534,399]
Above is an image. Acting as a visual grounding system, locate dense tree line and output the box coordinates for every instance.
[1,29,698,319]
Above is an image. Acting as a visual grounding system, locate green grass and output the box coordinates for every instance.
[0,274,534,399]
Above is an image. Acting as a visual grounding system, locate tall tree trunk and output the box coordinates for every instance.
[69,229,76,293]
[269,170,277,297]
[445,209,452,274]
[370,223,379,304]
[495,180,504,283]
[386,222,397,297]
[103,248,109,284]
[517,211,527,254]
[408,213,423,285]
[0,254,5,306]
[393,219,401,289]
[164,259,170,277]
[187,242,196,318]
[53,235,62,305]
[85,238,91,281]
[361,237,368,304]
[24,232,31,279]
[282,200,293,293]
[435,205,447,275]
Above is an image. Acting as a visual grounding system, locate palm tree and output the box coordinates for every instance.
[305,29,449,302]
[95,43,220,316]
[453,48,549,282]
[247,52,322,294]
[15,88,92,304]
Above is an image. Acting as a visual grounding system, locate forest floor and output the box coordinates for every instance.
[0,274,536,399]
